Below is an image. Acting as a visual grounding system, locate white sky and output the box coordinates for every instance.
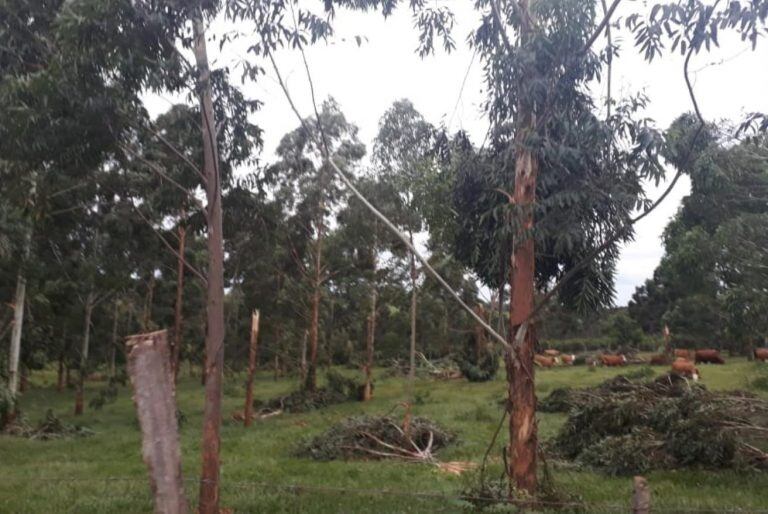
[145,2,768,306]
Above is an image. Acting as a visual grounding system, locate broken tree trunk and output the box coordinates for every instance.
[75,290,95,416]
[244,310,260,428]
[126,330,188,514]
[193,13,226,514]
[172,223,187,383]
[631,476,651,514]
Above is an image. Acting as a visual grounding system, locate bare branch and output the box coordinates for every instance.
[131,205,208,286]
[267,51,511,351]
[490,0,514,55]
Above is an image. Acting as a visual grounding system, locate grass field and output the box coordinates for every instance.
[2,358,768,513]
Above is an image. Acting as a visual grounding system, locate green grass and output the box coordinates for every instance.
[2,359,768,513]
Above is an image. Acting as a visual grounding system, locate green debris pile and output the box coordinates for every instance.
[261,370,369,414]
[3,409,94,440]
[544,374,768,475]
[296,415,455,461]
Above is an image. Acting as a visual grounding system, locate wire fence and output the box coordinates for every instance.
[2,475,768,513]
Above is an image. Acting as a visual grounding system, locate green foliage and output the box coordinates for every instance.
[88,378,119,411]
[604,311,644,347]
[456,326,499,383]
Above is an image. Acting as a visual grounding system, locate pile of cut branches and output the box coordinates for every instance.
[3,409,94,440]
[259,370,369,415]
[296,415,455,462]
[543,374,768,475]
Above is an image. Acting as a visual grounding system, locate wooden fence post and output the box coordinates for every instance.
[126,330,188,514]
[631,475,650,514]
[244,310,260,428]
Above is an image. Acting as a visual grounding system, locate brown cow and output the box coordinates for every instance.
[674,349,694,360]
[600,354,627,367]
[649,354,671,366]
[534,355,556,368]
[543,349,561,357]
[754,348,768,362]
[671,358,701,380]
[695,349,725,364]
[560,354,576,365]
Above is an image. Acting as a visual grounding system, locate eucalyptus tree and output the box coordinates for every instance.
[373,99,438,386]
[267,98,365,391]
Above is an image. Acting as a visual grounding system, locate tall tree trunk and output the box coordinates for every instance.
[193,14,226,514]
[244,310,260,427]
[75,290,95,416]
[7,187,34,398]
[110,299,119,378]
[408,231,418,390]
[57,349,66,392]
[172,223,187,383]
[305,218,323,392]
[300,330,308,386]
[501,0,540,496]
[143,274,155,331]
[363,288,377,401]
[8,270,27,398]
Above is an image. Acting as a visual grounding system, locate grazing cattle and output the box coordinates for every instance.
[695,349,725,364]
[671,358,701,380]
[534,355,556,368]
[543,349,561,357]
[560,354,576,365]
[649,354,671,366]
[754,348,768,362]
[600,354,627,367]
[674,349,694,360]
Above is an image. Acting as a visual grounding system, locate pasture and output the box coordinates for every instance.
[2,358,767,513]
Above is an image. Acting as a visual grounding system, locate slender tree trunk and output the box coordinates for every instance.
[8,271,27,397]
[408,231,418,389]
[172,223,187,383]
[110,299,119,378]
[19,367,27,393]
[193,13,226,514]
[363,288,377,401]
[7,177,35,399]
[501,0,540,496]
[244,310,260,427]
[300,330,308,386]
[57,350,66,392]
[143,274,155,331]
[65,364,71,388]
[305,218,323,392]
[75,290,95,416]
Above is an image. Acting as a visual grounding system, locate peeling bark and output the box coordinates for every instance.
[126,330,188,514]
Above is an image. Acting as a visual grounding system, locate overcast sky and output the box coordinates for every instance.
[146,2,768,305]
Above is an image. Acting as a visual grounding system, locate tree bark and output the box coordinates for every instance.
[300,330,308,386]
[244,310,260,427]
[110,299,119,378]
[8,270,27,397]
[503,0,540,496]
[408,231,418,388]
[305,216,323,392]
[193,13,226,514]
[126,330,188,514]
[172,223,187,383]
[363,287,377,401]
[75,290,95,416]
[7,176,35,399]
[57,350,66,392]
